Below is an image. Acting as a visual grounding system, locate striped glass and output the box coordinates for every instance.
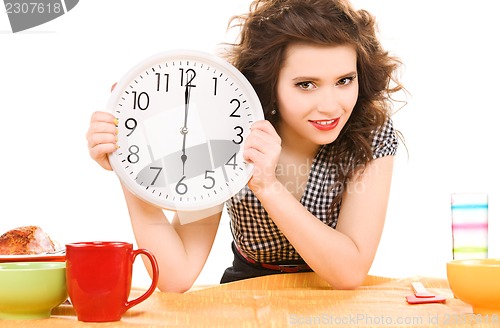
[451,193,488,260]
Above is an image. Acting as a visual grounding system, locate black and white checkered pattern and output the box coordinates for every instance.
[226,119,398,263]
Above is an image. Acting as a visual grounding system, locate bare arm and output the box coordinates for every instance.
[245,120,394,289]
[87,111,221,293]
[123,187,221,293]
[254,156,394,289]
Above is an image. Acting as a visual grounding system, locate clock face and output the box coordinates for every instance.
[107,50,264,211]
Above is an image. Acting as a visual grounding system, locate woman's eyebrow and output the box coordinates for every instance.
[291,71,357,82]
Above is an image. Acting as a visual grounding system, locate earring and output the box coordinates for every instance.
[270,104,278,115]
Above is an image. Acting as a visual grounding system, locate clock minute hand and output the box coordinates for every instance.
[181,139,187,175]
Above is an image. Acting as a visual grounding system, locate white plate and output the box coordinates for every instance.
[0,250,65,263]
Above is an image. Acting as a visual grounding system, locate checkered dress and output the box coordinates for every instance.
[226,119,398,263]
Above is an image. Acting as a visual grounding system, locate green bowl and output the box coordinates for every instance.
[0,262,67,320]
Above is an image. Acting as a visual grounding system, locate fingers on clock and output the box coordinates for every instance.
[91,111,117,125]
[88,130,117,147]
[87,121,118,146]
[244,128,281,163]
[250,120,281,142]
[245,123,281,152]
[87,116,118,149]
[89,142,116,164]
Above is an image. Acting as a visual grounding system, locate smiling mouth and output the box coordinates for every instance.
[311,119,337,126]
[309,118,340,130]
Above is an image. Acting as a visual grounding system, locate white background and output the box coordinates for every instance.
[1,0,499,288]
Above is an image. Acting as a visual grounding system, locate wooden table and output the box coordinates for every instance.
[2,273,498,327]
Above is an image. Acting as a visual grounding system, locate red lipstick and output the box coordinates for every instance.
[309,118,339,131]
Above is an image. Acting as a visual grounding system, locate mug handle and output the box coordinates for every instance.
[124,248,159,310]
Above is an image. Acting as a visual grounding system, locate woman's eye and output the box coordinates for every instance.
[296,81,315,90]
[337,75,357,86]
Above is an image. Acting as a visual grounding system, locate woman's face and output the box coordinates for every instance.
[276,43,359,149]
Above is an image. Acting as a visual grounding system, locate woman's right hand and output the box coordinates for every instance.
[86,111,118,171]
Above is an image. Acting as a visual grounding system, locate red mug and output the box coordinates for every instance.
[65,241,159,322]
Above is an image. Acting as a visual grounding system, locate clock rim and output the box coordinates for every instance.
[106,49,264,212]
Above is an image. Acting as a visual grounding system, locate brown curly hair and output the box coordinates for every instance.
[222,0,403,205]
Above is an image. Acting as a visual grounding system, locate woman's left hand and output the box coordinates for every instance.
[243,120,282,193]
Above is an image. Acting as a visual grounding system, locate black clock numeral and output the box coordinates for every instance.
[203,170,216,189]
[213,77,217,95]
[230,99,241,117]
[176,176,188,195]
[132,91,149,110]
[156,73,169,92]
[225,153,238,170]
[125,118,137,137]
[232,126,244,145]
[127,145,140,164]
[179,68,197,87]
[149,166,162,185]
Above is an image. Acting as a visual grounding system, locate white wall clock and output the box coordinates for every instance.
[107,50,264,217]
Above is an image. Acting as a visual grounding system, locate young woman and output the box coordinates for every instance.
[87,0,402,292]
